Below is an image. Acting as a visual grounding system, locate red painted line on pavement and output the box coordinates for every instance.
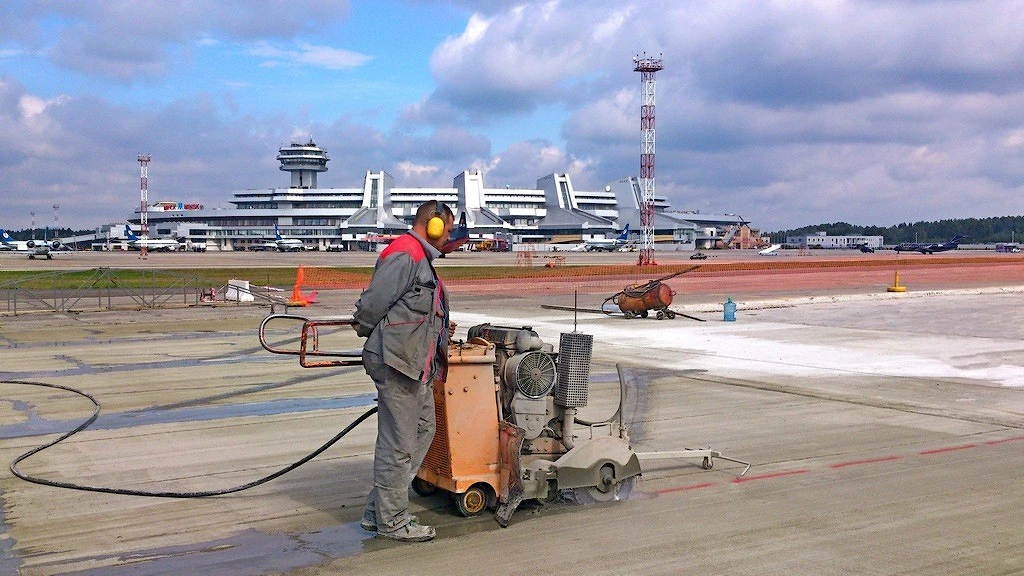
[829,455,902,469]
[654,482,714,495]
[732,469,807,483]
[920,443,977,455]
[653,437,1020,495]
[984,435,1024,446]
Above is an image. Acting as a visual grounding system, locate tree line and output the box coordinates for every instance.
[3,228,94,241]
[767,215,1024,245]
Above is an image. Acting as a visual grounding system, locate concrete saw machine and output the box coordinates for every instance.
[259,314,749,527]
[415,324,641,524]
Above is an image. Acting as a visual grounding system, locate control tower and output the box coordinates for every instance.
[277,138,329,189]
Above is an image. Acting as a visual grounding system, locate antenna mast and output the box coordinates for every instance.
[634,53,663,266]
[138,154,151,258]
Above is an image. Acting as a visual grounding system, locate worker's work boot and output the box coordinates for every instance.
[359,511,377,532]
[375,519,435,542]
[360,511,418,533]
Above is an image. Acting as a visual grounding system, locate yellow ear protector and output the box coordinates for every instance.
[426,201,446,239]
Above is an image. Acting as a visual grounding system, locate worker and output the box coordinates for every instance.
[352,200,456,542]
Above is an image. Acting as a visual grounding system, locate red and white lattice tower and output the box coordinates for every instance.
[634,53,663,266]
[138,154,151,257]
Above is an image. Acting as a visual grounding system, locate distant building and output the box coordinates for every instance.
[122,139,749,252]
[786,231,884,249]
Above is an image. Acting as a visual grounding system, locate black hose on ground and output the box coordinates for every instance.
[4,379,376,498]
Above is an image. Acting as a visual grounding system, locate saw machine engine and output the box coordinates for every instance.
[415,324,641,519]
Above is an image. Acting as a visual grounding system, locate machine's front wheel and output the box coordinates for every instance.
[454,485,488,517]
[411,477,438,497]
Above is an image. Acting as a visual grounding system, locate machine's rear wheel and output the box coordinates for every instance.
[454,485,488,516]
[411,477,437,497]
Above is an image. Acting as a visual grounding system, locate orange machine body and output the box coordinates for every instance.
[417,341,502,498]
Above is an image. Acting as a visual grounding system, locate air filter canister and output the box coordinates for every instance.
[554,332,592,408]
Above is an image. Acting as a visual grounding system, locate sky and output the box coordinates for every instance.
[1,0,1022,233]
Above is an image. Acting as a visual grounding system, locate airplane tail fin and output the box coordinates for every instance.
[618,223,630,241]
[274,224,283,241]
[440,211,469,254]
[125,224,138,241]
[451,212,468,240]
[0,229,12,242]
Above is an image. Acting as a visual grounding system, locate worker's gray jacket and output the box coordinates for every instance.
[353,231,449,383]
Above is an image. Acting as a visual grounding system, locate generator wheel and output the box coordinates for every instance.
[640,310,649,318]
[454,484,489,517]
[666,310,676,319]
[411,477,437,497]
[702,457,714,470]
[656,310,666,320]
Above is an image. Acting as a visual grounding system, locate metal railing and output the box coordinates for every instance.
[1,267,207,315]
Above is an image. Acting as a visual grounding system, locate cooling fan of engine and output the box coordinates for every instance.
[502,351,557,398]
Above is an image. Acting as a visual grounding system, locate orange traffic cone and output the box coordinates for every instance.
[288,265,309,306]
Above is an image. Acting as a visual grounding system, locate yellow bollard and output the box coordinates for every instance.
[887,271,907,293]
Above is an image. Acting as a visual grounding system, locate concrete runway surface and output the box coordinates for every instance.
[1,257,1023,575]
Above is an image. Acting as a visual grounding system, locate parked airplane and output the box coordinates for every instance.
[274,225,306,252]
[893,235,965,254]
[1,228,62,259]
[124,225,181,251]
[440,212,470,254]
[0,229,13,251]
[758,244,781,256]
[583,224,631,252]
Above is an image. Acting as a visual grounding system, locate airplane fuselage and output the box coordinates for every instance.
[893,236,963,254]
[1,231,61,259]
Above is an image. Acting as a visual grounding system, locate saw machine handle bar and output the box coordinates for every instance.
[259,313,364,368]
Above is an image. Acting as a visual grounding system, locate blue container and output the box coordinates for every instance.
[723,297,736,322]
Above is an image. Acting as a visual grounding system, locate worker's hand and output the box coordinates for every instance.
[448,320,457,339]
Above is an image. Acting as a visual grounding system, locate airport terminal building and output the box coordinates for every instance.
[125,140,747,252]
[785,231,884,250]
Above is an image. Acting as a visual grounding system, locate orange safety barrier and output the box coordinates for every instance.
[290,255,1024,297]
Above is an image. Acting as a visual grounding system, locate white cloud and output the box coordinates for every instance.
[396,161,441,180]
[247,41,371,70]
[294,42,372,69]
[1,0,1023,231]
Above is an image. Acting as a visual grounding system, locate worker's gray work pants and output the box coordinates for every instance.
[362,351,436,531]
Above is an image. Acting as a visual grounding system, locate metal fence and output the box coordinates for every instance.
[2,267,207,315]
